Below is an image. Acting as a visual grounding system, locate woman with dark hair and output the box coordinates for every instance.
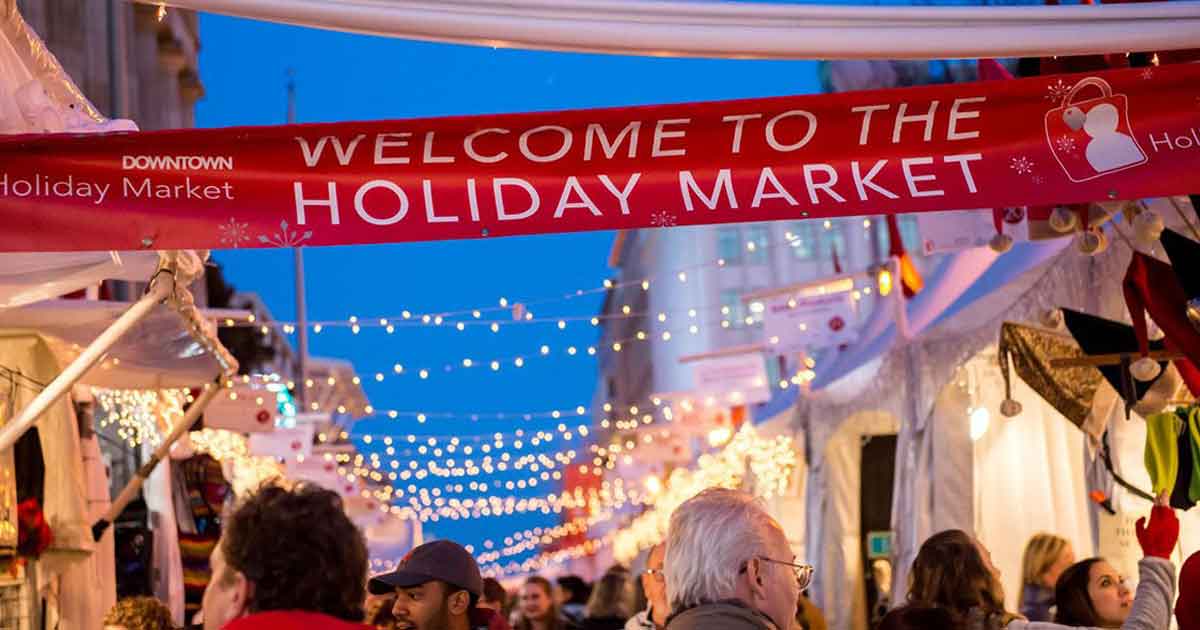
[899,504,1178,630]
[904,529,1016,629]
[1053,559,1132,627]
[878,606,955,630]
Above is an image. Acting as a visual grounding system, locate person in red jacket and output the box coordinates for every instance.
[369,539,511,630]
[1179,550,1200,630]
[199,482,373,630]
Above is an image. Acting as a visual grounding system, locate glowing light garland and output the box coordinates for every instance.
[93,388,189,448]
[476,426,797,576]
[216,221,878,333]
[188,428,287,497]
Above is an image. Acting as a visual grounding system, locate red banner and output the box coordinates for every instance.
[1,65,1198,252]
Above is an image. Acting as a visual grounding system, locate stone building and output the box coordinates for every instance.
[16,0,203,129]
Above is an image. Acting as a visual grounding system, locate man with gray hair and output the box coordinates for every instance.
[663,488,812,630]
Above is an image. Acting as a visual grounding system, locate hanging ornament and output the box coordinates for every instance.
[1131,204,1165,245]
[989,233,1014,253]
[1000,398,1023,418]
[1077,227,1108,255]
[1130,356,1162,382]
[1039,308,1064,329]
[1048,206,1079,233]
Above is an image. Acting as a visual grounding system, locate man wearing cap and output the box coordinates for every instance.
[370,540,511,630]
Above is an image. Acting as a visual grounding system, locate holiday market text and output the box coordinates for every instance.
[0,64,1198,252]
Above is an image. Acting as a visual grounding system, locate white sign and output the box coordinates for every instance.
[691,353,771,405]
[286,456,343,491]
[204,391,278,433]
[763,291,858,355]
[916,208,1029,255]
[248,423,314,460]
[1097,509,1142,587]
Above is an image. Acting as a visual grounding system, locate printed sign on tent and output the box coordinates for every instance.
[764,291,859,355]
[916,208,1030,255]
[203,390,278,434]
[1045,77,1148,183]
[690,353,771,405]
[285,455,342,491]
[0,65,1198,252]
[248,423,314,460]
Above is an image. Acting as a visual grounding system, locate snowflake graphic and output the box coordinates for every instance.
[1046,79,1072,102]
[1054,136,1078,155]
[257,220,312,248]
[217,217,250,248]
[649,211,677,228]
[1140,67,1155,80]
[1010,156,1035,175]
[1032,175,1046,185]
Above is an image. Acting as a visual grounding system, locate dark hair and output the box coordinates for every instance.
[878,606,956,630]
[482,577,507,605]
[1054,558,1105,626]
[907,530,1012,629]
[220,482,368,620]
[557,575,591,605]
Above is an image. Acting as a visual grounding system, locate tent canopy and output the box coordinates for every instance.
[0,298,240,389]
[0,251,161,309]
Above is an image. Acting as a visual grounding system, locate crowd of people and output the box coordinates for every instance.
[99,482,1198,630]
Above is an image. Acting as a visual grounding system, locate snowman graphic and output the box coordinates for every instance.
[1044,77,1148,182]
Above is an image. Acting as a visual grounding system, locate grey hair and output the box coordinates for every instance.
[664,487,782,612]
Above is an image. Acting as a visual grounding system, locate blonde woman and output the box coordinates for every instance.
[581,570,632,630]
[1020,534,1075,622]
[103,597,178,630]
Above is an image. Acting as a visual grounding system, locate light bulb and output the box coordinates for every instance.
[969,406,990,442]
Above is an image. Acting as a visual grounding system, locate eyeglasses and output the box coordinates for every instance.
[739,557,814,591]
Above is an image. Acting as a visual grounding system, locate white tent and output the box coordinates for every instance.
[791,197,1200,630]
[126,0,1200,60]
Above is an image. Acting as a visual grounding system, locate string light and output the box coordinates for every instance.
[215,221,870,335]
[93,388,188,448]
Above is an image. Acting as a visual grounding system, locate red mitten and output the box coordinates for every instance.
[1136,505,1180,559]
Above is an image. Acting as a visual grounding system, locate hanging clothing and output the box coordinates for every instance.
[1184,407,1200,503]
[1171,408,1198,510]
[177,454,229,616]
[1144,412,1183,496]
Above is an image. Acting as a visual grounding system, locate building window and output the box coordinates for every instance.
[720,289,747,327]
[717,227,743,265]
[823,220,848,268]
[789,221,817,260]
[745,225,769,265]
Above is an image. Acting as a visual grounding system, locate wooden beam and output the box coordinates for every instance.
[1049,349,1183,368]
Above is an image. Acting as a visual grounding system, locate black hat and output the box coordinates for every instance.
[1061,308,1168,412]
[368,540,483,597]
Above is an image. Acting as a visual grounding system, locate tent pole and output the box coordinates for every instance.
[0,273,174,453]
[91,377,223,541]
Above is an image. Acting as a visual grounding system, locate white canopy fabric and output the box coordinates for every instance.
[140,0,1200,60]
[0,251,161,309]
[0,298,239,389]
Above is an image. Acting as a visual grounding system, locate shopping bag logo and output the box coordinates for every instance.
[1044,77,1148,182]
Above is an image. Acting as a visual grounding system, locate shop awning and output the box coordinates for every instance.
[0,297,238,389]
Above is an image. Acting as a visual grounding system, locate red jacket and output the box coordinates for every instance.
[223,611,374,630]
[471,607,513,630]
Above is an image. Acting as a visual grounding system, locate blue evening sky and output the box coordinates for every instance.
[196,12,821,568]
